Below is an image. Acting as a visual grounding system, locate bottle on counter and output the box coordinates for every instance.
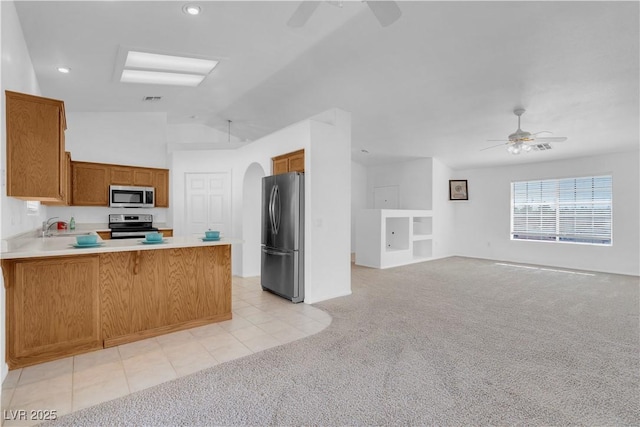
[69,216,76,230]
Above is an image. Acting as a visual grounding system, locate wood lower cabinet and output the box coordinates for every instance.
[96,231,111,240]
[100,246,231,347]
[5,91,67,202]
[158,229,173,237]
[272,149,305,175]
[97,229,172,240]
[2,256,101,369]
[3,244,232,369]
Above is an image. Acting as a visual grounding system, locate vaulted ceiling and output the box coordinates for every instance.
[12,1,640,169]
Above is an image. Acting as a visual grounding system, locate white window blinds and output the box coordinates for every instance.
[511,175,612,245]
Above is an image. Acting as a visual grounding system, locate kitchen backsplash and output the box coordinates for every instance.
[46,206,168,225]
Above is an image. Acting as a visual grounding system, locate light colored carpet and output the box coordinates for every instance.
[48,257,639,425]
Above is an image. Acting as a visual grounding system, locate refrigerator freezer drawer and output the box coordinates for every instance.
[261,247,303,303]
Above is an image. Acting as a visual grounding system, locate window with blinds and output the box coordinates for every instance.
[511,175,612,245]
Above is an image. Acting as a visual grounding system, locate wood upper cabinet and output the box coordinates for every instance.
[2,256,101,369]
[5,91,67,202]
[72,161,110,206]
[133,169,154,186]
[109,165,154,187]
[42,151,72,206]
[272,149,305,175]
[153,169,169,207]
[71,162,169,207]
[110,167,134,185]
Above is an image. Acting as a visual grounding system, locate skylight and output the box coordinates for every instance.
[120,51,218,87]
[121,70,205,87]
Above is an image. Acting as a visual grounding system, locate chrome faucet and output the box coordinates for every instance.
[42,217,62,237]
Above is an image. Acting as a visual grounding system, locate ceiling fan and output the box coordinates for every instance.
[483,108,568,155]
[287,1,402,28]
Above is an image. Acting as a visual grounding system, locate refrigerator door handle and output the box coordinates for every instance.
[273,185,281,235]
[269,185,277,233]
[262,247,290,256]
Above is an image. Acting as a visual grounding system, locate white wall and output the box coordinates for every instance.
[241,163,266,277]
[351,162,367,252]
[306,111,352,303]
[0,0,44,382]
[431,157,456,259]
[66,112,167,167]
[366,158,433,210]
[451,151,640,276]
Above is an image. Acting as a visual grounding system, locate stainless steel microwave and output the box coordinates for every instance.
[109,185,155,208]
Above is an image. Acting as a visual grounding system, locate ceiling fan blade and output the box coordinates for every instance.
[480,143,507,151]
[532,130,552,136]
[533,136,568,143]
[365,1,402,27]
[287,1,322,27]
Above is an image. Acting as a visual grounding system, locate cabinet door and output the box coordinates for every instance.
[131,250,169,333]
[7,256,101,368]
[100,251,135,341]
[154,169,169,207]
[72,162,110,206]
[110,167,134,185]
[273,158,289,175]
[133,168,154,186]
[42,151,71,206]
[288,150,305,173]
[5,91,66,201]
[200,246,232,318]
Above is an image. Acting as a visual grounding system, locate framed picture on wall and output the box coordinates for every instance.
[449,180,468,200]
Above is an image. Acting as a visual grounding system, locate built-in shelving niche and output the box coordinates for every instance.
[356,209,433,269]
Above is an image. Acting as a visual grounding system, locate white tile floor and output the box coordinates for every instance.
[1,276,331,426]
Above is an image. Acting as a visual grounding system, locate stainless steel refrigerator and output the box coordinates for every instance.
[261,172,304,303]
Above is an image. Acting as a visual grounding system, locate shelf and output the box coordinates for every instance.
[413,234,433,241]
[413,239,432,259]
[355,209,433,269]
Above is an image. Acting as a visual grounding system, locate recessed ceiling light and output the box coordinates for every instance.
[121,70,205,87]
[182,4,201,15]
[57,67,71,73]
[124,51,217,75]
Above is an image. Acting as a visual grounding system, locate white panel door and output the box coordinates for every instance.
[186,173,231,237]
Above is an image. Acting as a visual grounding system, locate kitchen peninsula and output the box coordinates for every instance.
[1,235,240,369]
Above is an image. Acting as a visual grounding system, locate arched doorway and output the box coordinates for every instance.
[241,162,266,277]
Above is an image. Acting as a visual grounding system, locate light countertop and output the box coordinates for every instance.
[0,235,241,260]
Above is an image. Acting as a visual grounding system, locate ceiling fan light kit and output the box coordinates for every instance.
[484,108,568,155]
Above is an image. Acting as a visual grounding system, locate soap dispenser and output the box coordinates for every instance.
[69,216,76,230]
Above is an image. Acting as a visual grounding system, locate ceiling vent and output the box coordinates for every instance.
[532,143,552,151]
[142,96,162,102]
